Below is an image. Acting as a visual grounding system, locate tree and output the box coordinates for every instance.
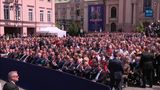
[68,21,80,36]
[136,22,145,33]
[55,22,61,29]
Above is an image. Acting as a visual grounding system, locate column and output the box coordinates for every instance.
[125,0,132,23]
[83,3,88,32]
[106,3,109,32]
[23,27,27,37]
[119,0,124,23]
[52,0,55,26]
[36,27,40,32]
[133,2,137,25]
[153,1,157,21]
[157,2,160,20]
[0,27,4,36]
[118,0,124,30]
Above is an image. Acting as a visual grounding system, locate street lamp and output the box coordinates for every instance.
[10,0,20,20]
[13,0,20,37]
[80,16,83,33]
[8,0,20,20]
[7,0,20,37]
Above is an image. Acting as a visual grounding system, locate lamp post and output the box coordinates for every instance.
[15,0,20,20]
[80,16,83,34]
[9,0,20,37]
[15,0,20,37]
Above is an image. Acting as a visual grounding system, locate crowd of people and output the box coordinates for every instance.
[146,21,160,37]
[0,33,160,90]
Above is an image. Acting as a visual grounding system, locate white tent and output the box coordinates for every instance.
[38,27,66,37]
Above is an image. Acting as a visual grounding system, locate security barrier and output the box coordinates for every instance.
[0,58,110,90]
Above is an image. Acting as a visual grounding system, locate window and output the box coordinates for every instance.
[15,5,21,20]
[40,10,44,21]
[111,7,117,18]
[144,0,152,8]
[143,0,152,11]
[75,0,80,2]
[47,11,51,22]
[28,9,33,21]
[4,5,10,20]
[76,9,80,16]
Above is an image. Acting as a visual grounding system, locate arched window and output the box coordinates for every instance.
[111,23,116,32]
[111,7,117,18]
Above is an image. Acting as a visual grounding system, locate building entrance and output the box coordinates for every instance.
[27,28,35,36]
[4,27,22,37]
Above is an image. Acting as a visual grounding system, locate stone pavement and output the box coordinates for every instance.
[123,86,160,90]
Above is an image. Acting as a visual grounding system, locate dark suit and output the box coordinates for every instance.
[89,67,99,80]
[3,82,19,90]
[96,70,108,84]
[7,53,15,59]
[155,54,160,83]
[108,58,123,90]
[140,51,154,87]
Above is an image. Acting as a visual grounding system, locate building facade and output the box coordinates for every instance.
[105,0,160,32]
[0,0,55,36]
[55,0,85,31]
[56,0,160,32]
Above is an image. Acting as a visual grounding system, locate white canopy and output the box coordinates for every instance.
[38,27,66,37]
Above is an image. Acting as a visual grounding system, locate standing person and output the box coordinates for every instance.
[122,58,130,87]
[3,71,19,90]
[155,51,160,85]
[108,51,123,90]
[140,48,154,88]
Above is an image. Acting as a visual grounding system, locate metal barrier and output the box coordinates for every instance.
[0,58,110,90]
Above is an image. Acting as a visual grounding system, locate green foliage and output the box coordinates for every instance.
[68,22,80,36]
[136,22,145,33]
[55,22,61,28]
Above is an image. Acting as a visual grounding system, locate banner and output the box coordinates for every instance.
[145,8,153,17]
[88,4,105,32]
